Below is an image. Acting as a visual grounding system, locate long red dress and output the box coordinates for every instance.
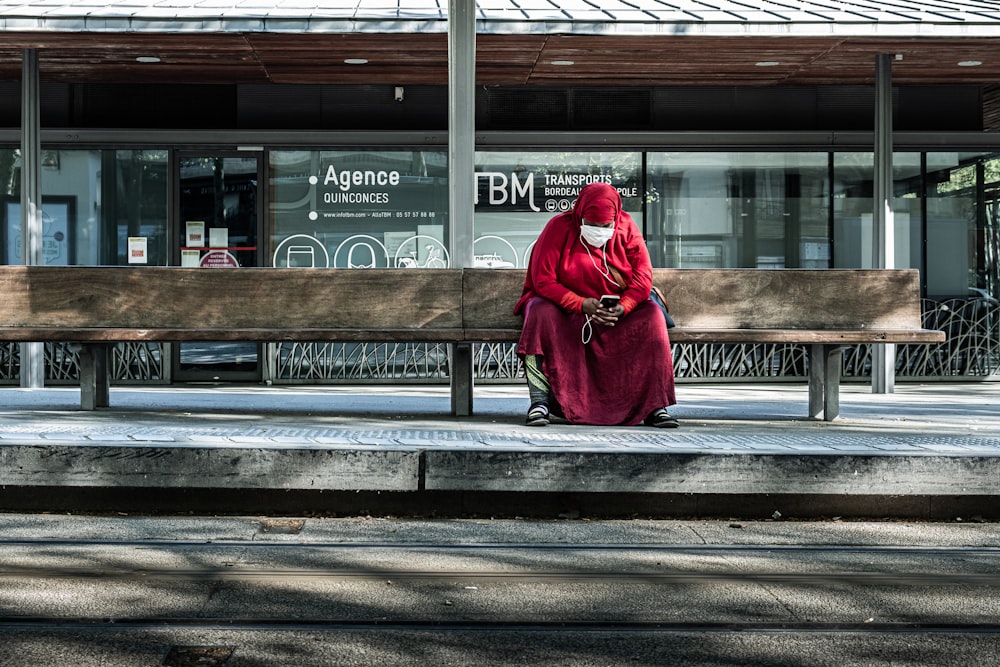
[514,182,676,426]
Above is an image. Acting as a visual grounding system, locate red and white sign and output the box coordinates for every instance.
[127,237,147,264]
[199,250,239,268]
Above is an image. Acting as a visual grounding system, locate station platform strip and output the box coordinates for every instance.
[0,381,997,520]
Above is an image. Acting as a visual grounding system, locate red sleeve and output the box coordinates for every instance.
[528,216,587,313]
[617,214,653,315]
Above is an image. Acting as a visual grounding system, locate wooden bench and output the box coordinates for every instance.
[0,265,466,411]
[0,265,945,421]
[462,267,946,420]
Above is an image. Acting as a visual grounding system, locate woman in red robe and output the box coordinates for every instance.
[514,182,678,427]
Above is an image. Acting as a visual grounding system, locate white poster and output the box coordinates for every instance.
[209,227,229,248]
[181,249,201,267]
[127,237,148,264]
[186,220,205,247]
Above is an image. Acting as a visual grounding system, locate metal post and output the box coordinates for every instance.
[448,0,476,416]
[448,0,475,271]
[20,49,44,389]
[872,53,895,394]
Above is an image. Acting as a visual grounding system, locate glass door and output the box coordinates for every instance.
[173,153,262,382]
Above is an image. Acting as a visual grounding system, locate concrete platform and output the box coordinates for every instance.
[0,382,998,518]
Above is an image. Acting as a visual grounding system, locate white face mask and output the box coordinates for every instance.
[580,224,614,248]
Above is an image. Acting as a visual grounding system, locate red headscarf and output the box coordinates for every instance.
[578,184,620,225]
[514,182,653,316]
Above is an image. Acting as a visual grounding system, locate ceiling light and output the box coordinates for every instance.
[344,58,368,65]
[135,56,161,63]
[755,61,780,67]
[551,60,574,66]
[958,60,982,67]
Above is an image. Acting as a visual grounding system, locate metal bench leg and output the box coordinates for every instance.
[808,344,842,421]
[77,343,110,410]
[823,346,843,421]
[450,342,473,417]
[808,344,825,419]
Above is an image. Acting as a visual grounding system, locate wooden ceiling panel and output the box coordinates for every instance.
[266,64,450,85]
[249,33,448,85]
[0,31,998,87]
[475,34,546,85]
[0,32,268,84]
[782,37,1000,85]
[532,35,1000,86]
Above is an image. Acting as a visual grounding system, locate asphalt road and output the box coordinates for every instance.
[0,515,998,666]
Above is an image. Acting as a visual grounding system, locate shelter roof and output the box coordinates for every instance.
[1,0,999,35]
[0,0,999,85]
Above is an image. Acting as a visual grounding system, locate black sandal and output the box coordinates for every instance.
[526,403,550,426]
[645,408,679,428]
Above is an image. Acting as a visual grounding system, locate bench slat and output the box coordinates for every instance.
[667,329,945,344]
[463,268,527,330]
[0,328,466,342]
[1,266,463,332]
[462,268,942,339]
[462,328,945,344]
[658,268,924,330]
[2,266,944,345]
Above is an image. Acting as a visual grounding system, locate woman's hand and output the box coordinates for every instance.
[582,297,623,326]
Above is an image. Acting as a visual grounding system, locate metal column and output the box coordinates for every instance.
[448,0,476,416]
[872,54,895,394]
[20,49,44,389]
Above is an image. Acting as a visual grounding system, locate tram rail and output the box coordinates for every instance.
[1,617,1000,635]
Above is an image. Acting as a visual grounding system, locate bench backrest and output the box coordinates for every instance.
[0,266,463,333]
[0,265,927,337]
[462,267,927,331]
[656,268,923,329]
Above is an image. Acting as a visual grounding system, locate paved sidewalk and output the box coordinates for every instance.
[0,382,997,511]
[0,381,996,453]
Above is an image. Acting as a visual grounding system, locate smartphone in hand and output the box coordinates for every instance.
[600,294,621,309]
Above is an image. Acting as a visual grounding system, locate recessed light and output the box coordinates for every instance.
[344,58,368,65]
[135,56,161,63]
[755,61,780,67]
[958,60,982,67]
[551,60,574,66]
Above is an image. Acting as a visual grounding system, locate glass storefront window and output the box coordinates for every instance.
[474,151,641,268]
[0,148,168,266]
[926,151,1000,301]
[178,155,259,269]
[984,156,1000,303]
[646,152,829,268]
[269,150,449,268]
[109,150,169,266]
[832,152,921,272]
